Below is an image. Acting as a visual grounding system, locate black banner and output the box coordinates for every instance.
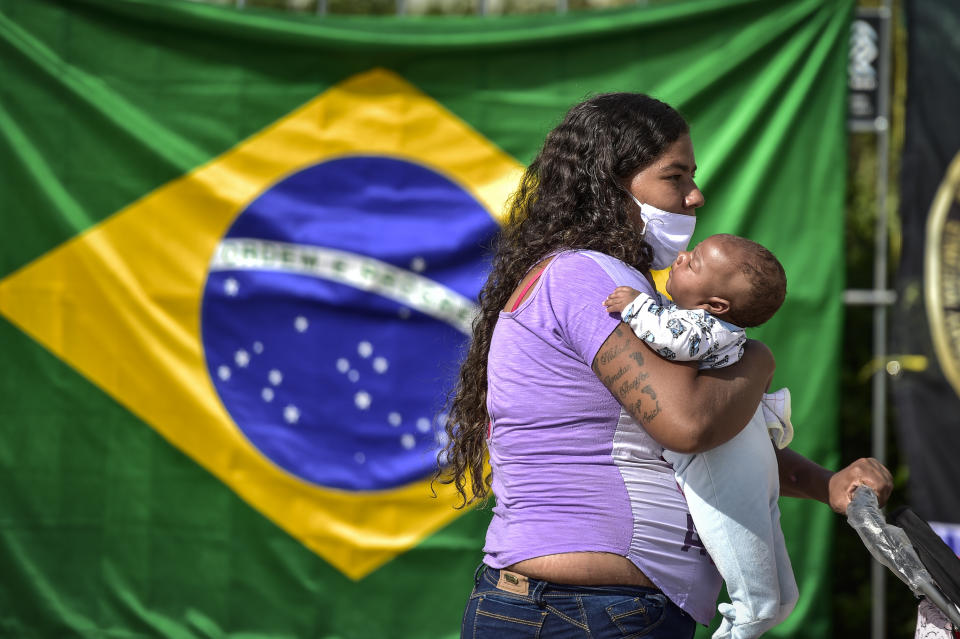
[892,0,960,554]
[848,10,887,131]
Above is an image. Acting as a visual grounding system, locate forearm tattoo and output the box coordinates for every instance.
[595,326,663,425]
[617,376,642,396]
[598,331,630,366]
[640,385,660,423]
[602,366,629,387]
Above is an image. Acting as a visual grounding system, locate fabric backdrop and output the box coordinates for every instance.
[0,0,851,637]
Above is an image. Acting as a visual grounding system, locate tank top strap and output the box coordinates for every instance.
[511,268,546,312]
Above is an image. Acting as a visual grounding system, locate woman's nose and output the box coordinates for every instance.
[685,184,705,210]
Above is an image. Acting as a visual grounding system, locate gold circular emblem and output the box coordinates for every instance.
[925,149,960,397]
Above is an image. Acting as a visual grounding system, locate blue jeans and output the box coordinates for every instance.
[461,565,696,639]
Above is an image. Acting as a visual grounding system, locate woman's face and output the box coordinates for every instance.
[624,133,705,219]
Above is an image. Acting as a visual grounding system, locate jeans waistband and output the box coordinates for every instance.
[476,564,661,599]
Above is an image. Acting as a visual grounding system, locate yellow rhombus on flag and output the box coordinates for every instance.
[0,68,521,580]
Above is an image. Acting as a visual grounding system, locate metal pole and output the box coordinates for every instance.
[870,3,893,639]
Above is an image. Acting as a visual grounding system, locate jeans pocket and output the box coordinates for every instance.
[467,593,547,639]
[605,593,665,638]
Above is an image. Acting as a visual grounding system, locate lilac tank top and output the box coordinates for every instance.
[483,250,722,624]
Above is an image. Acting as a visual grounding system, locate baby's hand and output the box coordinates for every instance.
[603,286,641,313]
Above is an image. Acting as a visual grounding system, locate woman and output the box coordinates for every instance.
[440,93,891,638]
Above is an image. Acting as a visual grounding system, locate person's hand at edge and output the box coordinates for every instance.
[775,449,893,514]
[829,457,894,514]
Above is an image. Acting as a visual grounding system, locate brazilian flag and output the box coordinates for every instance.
[0,0,851,637]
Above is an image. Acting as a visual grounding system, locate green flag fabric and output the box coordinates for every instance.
[0,0,851,637]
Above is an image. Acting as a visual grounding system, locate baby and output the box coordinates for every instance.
[604,233,797,639]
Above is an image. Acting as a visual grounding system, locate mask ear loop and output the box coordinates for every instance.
[636,213,668,270]
[633,205,664,268]
[621,195,656,269]
[622,187,660,241]
[639,216,665,241]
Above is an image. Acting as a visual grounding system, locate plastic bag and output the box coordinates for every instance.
[846,485,960,628]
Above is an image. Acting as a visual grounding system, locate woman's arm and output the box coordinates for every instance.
[592,323,775,453]
[775,447,894,513]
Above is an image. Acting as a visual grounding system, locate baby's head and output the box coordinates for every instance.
[665,234,786,328]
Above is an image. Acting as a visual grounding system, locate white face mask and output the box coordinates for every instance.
[626,192,697,270]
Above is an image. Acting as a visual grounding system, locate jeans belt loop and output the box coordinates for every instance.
[473,562,486,586]
[530,576,547,609]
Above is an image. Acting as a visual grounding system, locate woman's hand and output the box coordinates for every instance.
[776,449,894,513]
[827,457,894,514]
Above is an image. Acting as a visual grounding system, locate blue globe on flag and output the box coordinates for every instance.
[201,156,498,491]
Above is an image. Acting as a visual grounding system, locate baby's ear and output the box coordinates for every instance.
[703,296,731,316]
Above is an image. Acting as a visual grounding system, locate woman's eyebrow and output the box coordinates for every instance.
[659,161,696,173]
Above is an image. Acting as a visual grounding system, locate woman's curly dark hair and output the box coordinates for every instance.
[437,92,690,507]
